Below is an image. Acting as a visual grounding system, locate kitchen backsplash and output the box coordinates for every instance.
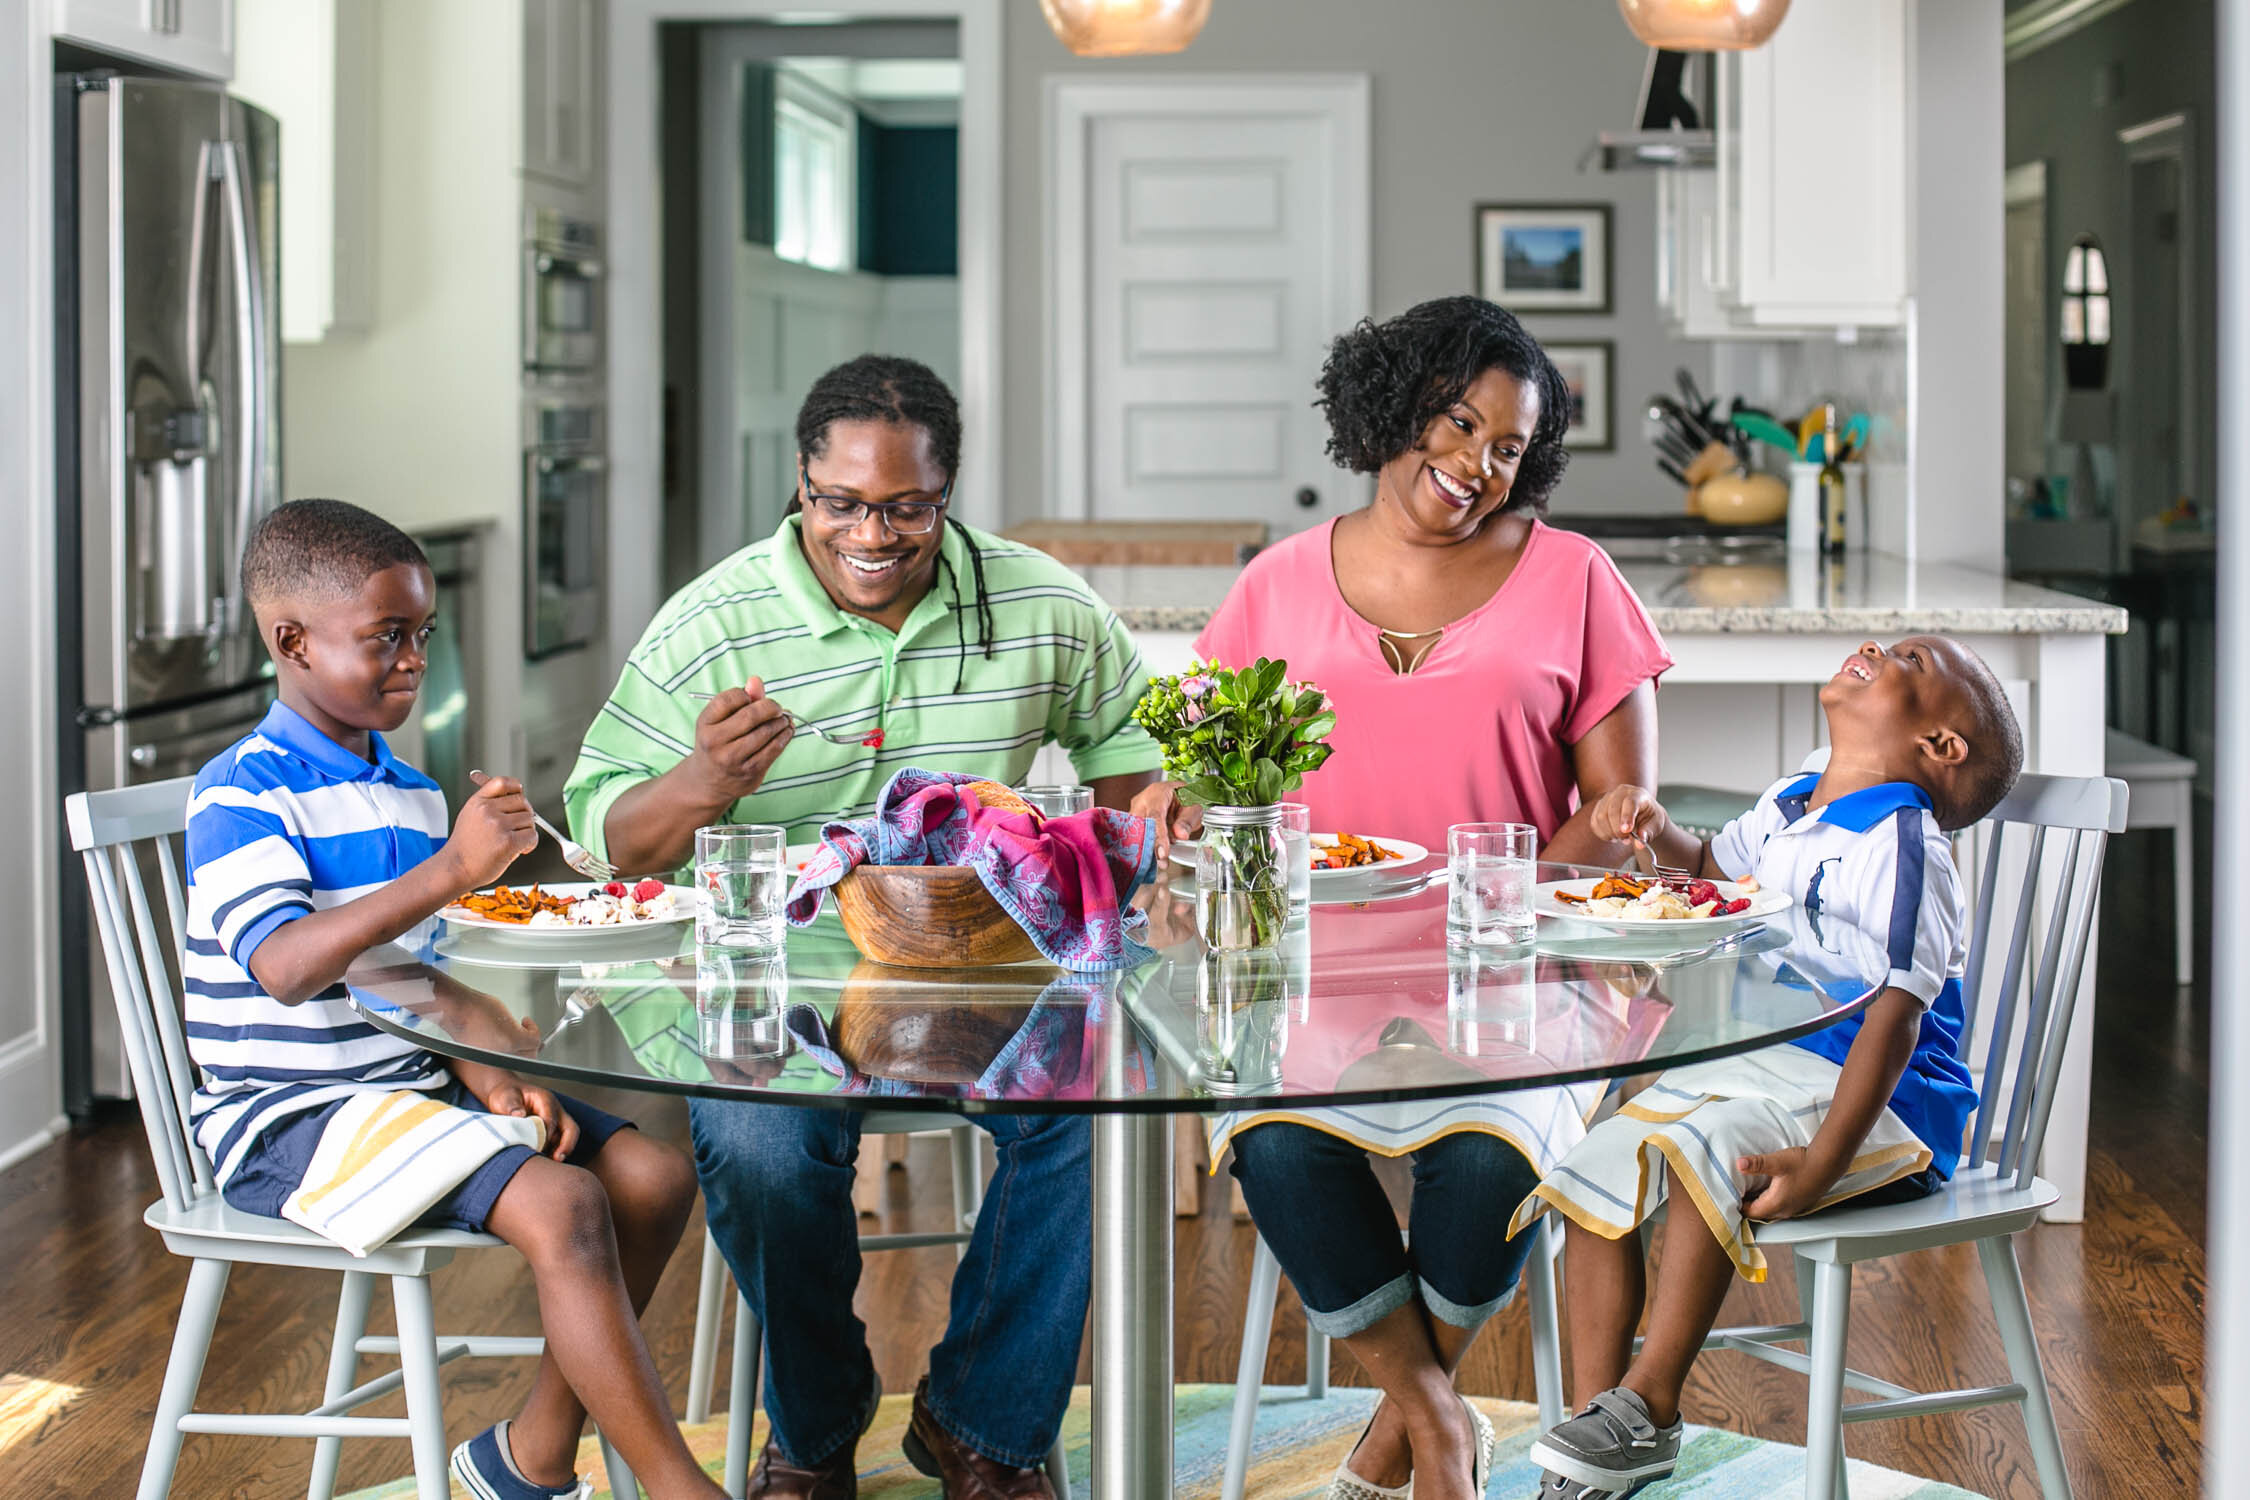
[1710,329,1910,552]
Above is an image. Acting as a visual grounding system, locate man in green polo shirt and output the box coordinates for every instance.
[566,355,1155,1500]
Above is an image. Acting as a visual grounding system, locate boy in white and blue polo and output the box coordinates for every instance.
[1527,636,2026,1498]
[184,499,726,1500]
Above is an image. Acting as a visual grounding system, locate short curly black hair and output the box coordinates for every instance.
[1936,647,2025,831]
[242,498,428,620]
[1314,295,1573,515]
[794,353,962,476]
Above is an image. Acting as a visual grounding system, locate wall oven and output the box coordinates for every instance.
[525,401,605,658]
[523,207,603,375]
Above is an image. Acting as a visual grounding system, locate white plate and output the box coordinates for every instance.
[1534,876,1788,935]
[1535,922,1789,964]
[439,881,697,936]
[1169,833,1428,882]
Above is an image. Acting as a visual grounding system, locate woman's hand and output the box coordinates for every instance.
[1128,780,1204,861]
[1587,783,1670,849]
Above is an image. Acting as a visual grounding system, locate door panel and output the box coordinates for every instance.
[1052,79,1369,538]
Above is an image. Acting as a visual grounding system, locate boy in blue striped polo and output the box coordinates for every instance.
[185,500,726,1500]
[1523,636,2024,1498]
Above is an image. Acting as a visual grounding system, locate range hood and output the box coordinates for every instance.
[1582,49,1715,171]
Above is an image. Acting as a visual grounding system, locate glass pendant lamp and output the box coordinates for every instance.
[1040,0,1213,57]
[1617,0,1790,50]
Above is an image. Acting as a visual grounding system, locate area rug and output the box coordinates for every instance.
[342,1384,1990,1498]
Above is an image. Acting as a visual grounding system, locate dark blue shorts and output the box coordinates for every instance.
[221,1079,633,1234]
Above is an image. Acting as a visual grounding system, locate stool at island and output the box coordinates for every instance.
[2104,728,2198,981]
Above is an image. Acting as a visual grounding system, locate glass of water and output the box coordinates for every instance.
[696,944,789,1060]
[1278,802,1313,917]
[1021,783,1094,818]
[1447,822,1538,950]
[695,824,788,950]
[1447,947,1536,1057]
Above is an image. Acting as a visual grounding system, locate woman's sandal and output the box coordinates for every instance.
[1460,1392,1495,1496]
[1327,1406,1413,1500]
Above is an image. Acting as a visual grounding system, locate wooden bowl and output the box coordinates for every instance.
[1692,472,1789,526]
[831,865,1042,968]
[832,959,1048,1083]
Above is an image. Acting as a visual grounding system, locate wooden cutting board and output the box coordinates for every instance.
[1003,519,1268,567]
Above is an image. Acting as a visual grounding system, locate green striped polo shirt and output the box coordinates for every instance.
[565,516,1160,862]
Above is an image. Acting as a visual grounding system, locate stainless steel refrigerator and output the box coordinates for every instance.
[55,74,282,1117]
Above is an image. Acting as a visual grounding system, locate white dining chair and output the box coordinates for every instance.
[1217,1212,1567,1500]
[683,1119,1073,1499]
[1681,770,2127,1499]
[66,778,641,1500]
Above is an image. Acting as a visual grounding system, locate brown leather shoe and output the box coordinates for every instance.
[746,1436,858,1500]
[902,1378,1057,1500]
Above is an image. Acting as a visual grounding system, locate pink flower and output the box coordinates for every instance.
[1180,674,1213,700]
[1183,700,1206,724]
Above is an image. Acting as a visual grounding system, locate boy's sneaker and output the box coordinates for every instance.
[450,1420,593,1500]
[1527,1388,1682,1496]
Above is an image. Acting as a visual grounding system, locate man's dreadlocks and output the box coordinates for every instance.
[794,354,992,691]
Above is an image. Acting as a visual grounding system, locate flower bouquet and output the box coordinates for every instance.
[1132,657,1336,951]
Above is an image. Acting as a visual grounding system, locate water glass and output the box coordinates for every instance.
[1447,948,1536,1057]
[1278,802,1313,916]
[694,824,787,950]
[695,944,789,1059]
[1447,822,1537,950]
[1020,783,1094,818]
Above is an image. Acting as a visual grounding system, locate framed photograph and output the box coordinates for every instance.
[1544,340,1615,452]
[1475,203,1613,314]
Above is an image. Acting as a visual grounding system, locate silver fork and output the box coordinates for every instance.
[469,769,618,882]
[685,691,845,744]
[1630,841,1696,886]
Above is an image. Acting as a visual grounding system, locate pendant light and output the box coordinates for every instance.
[1040,0,1213,58]
[1617,0,1791,50]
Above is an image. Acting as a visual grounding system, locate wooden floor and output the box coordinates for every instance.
[1,824,2208,1498]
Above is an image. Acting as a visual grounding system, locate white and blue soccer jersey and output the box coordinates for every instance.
[1710,759,1980,1177]
[183,702,453,1186]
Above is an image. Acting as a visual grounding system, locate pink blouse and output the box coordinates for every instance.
[1195,518,1674,853]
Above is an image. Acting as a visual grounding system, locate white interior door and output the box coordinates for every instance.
[1049,76,1369,536]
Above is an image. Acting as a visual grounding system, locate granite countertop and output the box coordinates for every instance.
[1077,551,2130,637]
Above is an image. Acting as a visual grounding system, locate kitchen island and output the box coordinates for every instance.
[1046,547,2127,1222]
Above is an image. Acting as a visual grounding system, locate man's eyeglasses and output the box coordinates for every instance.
[800,462,952,536]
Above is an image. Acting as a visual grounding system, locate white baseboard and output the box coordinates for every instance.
[0,1115,68,1176]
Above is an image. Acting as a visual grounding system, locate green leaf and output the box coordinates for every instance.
[1253,757,1284,805]
[1298,710,1337,744]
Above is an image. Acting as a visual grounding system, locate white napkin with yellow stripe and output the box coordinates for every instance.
[282,1091,545,1256]
[1506,1046,1930,1281]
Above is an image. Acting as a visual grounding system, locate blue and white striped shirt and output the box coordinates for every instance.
[184,702,453,1187]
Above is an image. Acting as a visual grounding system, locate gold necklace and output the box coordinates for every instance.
[1376,625,1444,676]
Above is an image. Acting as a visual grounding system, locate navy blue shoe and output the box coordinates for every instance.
[449,1421,591,1500]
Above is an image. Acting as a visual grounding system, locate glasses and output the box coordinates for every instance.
[800,462,953,535]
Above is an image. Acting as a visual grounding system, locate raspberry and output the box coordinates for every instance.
[632,879,666,903]
[603,882,627,898]
[861,728,886,748]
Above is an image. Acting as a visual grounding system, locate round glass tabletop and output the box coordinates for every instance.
[346,862,1890,1116]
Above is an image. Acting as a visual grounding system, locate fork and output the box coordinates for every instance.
[469,770,618,882]
[685,692,844,744]
[1629,840,1696,886]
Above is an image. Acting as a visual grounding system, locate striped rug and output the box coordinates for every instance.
[343,1384,1989,1498]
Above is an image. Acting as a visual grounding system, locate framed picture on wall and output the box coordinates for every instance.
[1544,340,1614,451]
[1475,203,1613,314]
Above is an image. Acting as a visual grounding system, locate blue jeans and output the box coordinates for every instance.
[1229,1122,1543,1338]
[689,1100,1091,1468]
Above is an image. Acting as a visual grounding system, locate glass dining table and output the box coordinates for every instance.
[345,863,1885,1500]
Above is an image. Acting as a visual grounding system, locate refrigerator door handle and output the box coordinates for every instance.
[214,139,270,637]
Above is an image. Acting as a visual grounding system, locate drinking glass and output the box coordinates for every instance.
[1278,802,1313,916]
[695,824,788,950]
[1447,822,1538,949]
[695,944,789,1059]
[1447,948,1536,1057]
[1021,783,1095,818]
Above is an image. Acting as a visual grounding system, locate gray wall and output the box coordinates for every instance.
[998,0,1705,526]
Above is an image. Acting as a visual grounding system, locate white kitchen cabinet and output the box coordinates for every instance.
[1658,0,1908,336]
[231,0,373,342]
[54,0,234,80]
[523,0,602,192]
[1714,0,1908,329]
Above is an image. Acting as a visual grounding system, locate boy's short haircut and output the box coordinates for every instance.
[242,499,428,619]
[1942,649,2024,831]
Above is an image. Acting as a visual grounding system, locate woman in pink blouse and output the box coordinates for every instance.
[1135,298,1672,1500]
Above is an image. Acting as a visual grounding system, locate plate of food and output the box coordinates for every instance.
[1169,831,1428,883]
[440,880,695,935]
[1536,872,1788,934]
